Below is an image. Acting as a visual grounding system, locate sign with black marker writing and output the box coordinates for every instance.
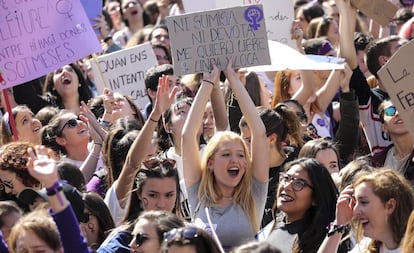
[90,43,158,111]
[350,0,397,27]
[166,5,270,76]
[378,39,414,141]
[0,0,102,87]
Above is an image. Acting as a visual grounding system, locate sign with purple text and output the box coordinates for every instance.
[90,43,158,111]
[0,0,102,88]
[166,5,270,76]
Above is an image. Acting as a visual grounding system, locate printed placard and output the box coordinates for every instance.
[166,5,271,76]
[0,0,102,87]
[378,39,414,141]
[91,43,158,111]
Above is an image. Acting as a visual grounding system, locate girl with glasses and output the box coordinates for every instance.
[182,62,269,250]
[260,158,338,253]
[371,100,414,181]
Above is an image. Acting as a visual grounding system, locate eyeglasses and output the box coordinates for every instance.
[58,118,78,135]
[279,172,313,192]
[383,105,397,117]
[133,233,150,246]
[142,157,176,170]
[0,178,13,190]
[164,227,199,244]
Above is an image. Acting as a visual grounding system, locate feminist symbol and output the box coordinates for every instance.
[56,0,73,20]
[244,6,264,31]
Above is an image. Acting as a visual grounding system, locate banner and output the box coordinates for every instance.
[91,43,158,110]
[166,5,270,76]
[0,0,102,87]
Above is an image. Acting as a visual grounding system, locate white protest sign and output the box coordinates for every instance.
[378,39,414,141]
[91,43,158,110]
[217,0,295,47]
[0,0,102,87]
[166,5,271,76]
[247,41,344,72]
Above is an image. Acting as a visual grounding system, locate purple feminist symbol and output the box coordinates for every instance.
[244,6,264,31]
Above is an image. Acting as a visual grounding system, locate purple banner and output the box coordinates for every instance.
[0,0,102,87]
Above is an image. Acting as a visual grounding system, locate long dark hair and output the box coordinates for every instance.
[275,158,338,253]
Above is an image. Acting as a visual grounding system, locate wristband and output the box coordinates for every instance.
[149,117,158,123]
[98,118,111,128]
[46,180,67,206]
[326,221,348,237]
[203,79,215,86]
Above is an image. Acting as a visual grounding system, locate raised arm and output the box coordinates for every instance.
[182,65,220,187]
[336,0,357,68]
[224,63,268,183]
[115,75,178,207]
[315,70,342,113]
[210,78,228,131]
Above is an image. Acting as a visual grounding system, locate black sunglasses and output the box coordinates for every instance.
[133,233,150,246]
[279,172,313,192]
[164,227,199,244]
[0,179,13,190]
[58,118,79,135]
[143,157,176,170]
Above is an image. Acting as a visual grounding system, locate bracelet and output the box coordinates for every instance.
[149,117,158,123]
[203,79,215,86]
[326,221,348,237]
[94,142,102,146]
[98,118,111,128]
[46,180,67,206]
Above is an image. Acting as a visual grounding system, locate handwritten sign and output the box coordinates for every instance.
[378,39,414,141]
[166,5,270,76]
[217,0,295,47]
[350,0,398,26]
[0,0,102,88]
[90,43,158,110]
[247,40,344,72]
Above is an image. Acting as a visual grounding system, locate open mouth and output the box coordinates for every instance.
[228,167,240,177]
[33,126,41,133]
[131,10,138,15]
[62,77,71,85]
[279,192,294,202]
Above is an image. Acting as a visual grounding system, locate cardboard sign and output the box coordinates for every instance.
[81,0,103,34]
[217,0,295,47]
[351,0,398,26]
[0,0,102,87]
[90,43,158,110]
[166,5,270,76]
[246,41,344,72]
[378,39,414,141]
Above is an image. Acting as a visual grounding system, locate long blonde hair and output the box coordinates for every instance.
[198,131,259,232]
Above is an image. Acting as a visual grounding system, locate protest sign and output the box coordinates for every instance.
[246,40,344,72]
[0,0,102,88]
[166,5,271,76]
[81,0,103,34]
[378,39,414,141]
[217,0,295,47]
[91,43,158,110]
[350,0,397,26]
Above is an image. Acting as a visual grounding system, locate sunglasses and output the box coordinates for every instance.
[143,157,176,170]
[383,106,397,117]
[0,179,13,190]
[164,227,199,244]
[133,233,150,246]
[58,118,79,135]
[279,172,313,192]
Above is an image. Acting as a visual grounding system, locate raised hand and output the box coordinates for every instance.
[336,185,355,225]
[153,75,178,118]
[27,145,59,188]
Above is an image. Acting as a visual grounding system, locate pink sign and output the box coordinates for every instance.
[0,0,102,87]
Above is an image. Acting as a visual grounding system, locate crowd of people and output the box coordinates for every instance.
[1,0,414,252]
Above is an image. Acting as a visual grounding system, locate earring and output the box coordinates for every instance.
[78,83,81,87]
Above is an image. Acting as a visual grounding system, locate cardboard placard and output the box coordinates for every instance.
[0,0,102,88]
[90,43,158,110]
[350,0,398,27]
[378,39,414,141]
[166,5,270,76]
